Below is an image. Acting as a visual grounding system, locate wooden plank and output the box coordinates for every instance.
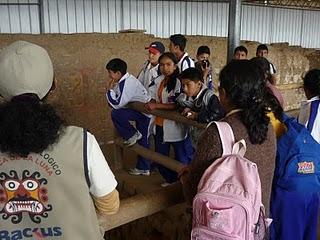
[128,102,207,129]
[98,182,184,231]
[114,137,183,173]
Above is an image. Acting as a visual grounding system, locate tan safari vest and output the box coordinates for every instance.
[0,126,103,240]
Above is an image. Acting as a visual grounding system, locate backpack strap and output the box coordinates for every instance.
[307,100,320,132]
[136,60,150,79]
[181,56,192,70]
[213,121,247,157]
[83,128,91,188]
[194,87,209,108]
[213,121,235,156]
[156,64,161,76]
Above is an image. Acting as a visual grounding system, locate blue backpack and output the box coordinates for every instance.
[273,114,320,192]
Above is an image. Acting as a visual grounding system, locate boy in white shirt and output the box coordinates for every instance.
[234,45,248,60]
[169,34,195,73]
[106,58,152,176]
[298,69,320,143]
[256,44,277,85]
[137,41,165,93]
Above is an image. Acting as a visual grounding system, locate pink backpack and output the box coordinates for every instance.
[191,121,272,240]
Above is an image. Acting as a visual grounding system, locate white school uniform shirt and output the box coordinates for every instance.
[298,96,320,143]
[269,62,277,75]
[137,61,161,94]
[150,75,189,142]
[87,131,117,197]
[106,72,151,110]
[177,52,195,73]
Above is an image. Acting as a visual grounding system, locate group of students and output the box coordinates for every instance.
[0,36,319,240]
[106,33,320,239]
[106,34,225,185]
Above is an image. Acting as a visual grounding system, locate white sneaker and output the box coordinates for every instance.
[161,182,173,187]
[128,168,150,176]
[123,131,142,147]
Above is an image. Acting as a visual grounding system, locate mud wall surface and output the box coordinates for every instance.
[0,33,319,168]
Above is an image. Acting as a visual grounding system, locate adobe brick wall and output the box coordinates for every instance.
[0,33,319,169]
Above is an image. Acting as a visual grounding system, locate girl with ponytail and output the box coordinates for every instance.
[250,57,285,138]
[181,60,277,216]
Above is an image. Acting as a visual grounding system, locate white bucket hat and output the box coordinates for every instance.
[0,41,53,100]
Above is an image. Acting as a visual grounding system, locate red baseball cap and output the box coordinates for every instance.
[145,41,165,54]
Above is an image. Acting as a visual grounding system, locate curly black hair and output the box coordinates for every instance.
[219,60,270,144]
[0,94,64,157]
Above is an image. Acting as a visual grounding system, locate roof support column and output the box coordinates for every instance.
[227,0,242,63]
[38,0,45,34]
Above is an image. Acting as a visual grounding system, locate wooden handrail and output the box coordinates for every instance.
[114,137,184,173]
[98,182,184,231]
[128,102,206,129]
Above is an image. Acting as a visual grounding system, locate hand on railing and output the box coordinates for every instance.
[181,107,198,120]
[145,102,158,111]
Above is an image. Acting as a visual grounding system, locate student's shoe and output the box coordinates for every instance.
[123,131,142,147]
[161,182,174,187]
[128,168,150,176]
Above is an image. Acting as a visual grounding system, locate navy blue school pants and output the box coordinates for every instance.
[155,125,194,183]
[270,187,320,240]
[111,108,151,170]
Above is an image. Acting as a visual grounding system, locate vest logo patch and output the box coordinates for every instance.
[297,161,315,174]
[0,227,62,239]
[0,170,52,224]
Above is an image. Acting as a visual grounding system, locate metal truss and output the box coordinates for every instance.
[244,0,320,10]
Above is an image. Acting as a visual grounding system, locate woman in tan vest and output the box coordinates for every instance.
[0,41,119,240]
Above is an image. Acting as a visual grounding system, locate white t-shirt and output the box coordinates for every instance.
[87,132,117,197]
[177,52,195,73]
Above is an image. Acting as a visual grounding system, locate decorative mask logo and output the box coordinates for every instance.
[0,170,52,224]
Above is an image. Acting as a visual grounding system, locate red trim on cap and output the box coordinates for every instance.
[148,47,160,54]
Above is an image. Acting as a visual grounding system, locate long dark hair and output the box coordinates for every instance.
[158,52,180,93]
[250,57,272,84]
[0,94,64,157]
[219,60,269,144]
[250,57,284,120]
